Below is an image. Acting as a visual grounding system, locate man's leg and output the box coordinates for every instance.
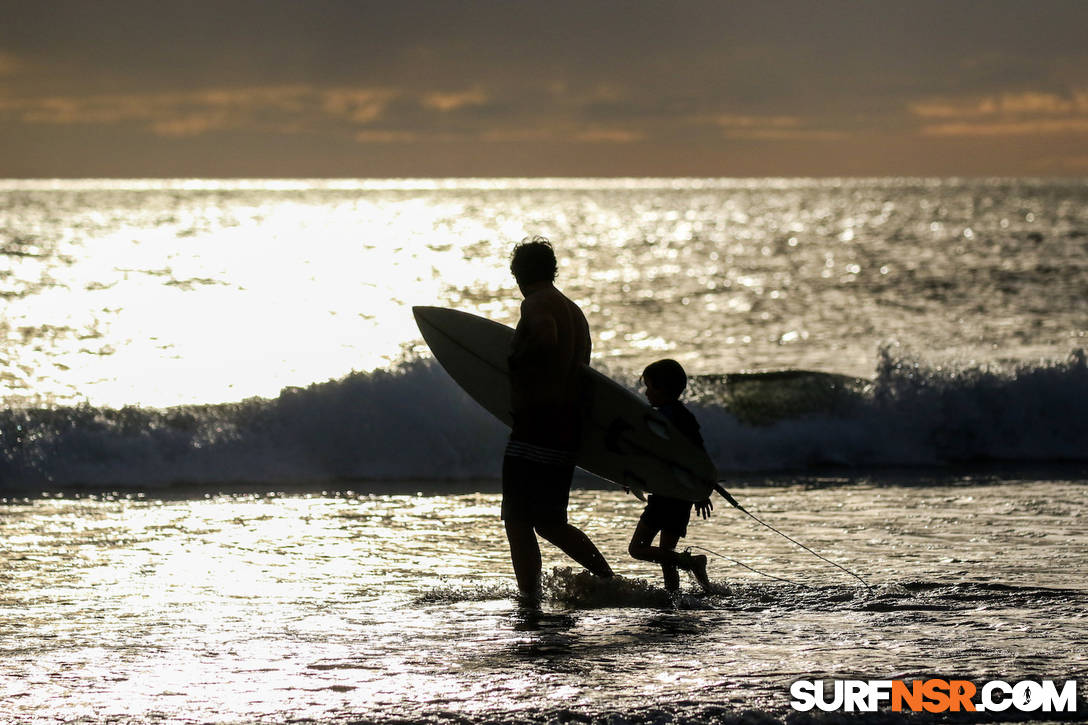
[535,521,614,578]
[505,519,542,597]
[502,453,545,598]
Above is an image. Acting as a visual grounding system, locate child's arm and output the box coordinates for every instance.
[696,481,737,519]
[694,497,713,519]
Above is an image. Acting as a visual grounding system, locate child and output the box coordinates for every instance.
[627,359,715,592]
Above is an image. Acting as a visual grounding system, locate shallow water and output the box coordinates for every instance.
[3,476,1086,723]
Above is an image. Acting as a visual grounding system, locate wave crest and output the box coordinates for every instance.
[1,349,1085,490]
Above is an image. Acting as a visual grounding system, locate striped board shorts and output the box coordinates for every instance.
[501,439,577,526]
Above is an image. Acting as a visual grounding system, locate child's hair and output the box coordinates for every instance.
[641,358,687,399]
[510,236,557,285]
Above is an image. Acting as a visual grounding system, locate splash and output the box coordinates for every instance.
[541,567,714,609]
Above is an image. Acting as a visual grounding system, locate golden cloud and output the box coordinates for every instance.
[909,99,998,119]
[713,114,845,141]
[422,88,488,112]
[715,114,801,128]
[911,91,1088,118]
[0,85,484,137]
[921,119,1088,137]
[321,89,399,123]
[727,128,846,141]
[0,86,312,131]
[151,113,235,138]
[910,90,1088,137]
[480,128,556,142]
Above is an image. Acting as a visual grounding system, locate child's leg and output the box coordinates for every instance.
[658,530,682,591]
[633,527,709,592]
[630,522,683,591]
[628,518,663,562]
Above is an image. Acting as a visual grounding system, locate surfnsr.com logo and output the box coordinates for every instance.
[789,679,1078,713]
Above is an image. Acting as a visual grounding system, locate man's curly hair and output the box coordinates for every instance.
[510,235,557,285]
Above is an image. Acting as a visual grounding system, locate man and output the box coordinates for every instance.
[502,237,613,600]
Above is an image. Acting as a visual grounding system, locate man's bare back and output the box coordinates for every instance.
[509,284,591,419]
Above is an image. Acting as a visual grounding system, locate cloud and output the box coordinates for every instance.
[715,114,800,128]
[354,130,423,143]
[712,114,847,141]
[0,82,716,146]
[422,88,488,112]
[151,113,234,138]
[1001,91,1088,114]
[909,99,999,119]
[0,86,314,135]
[0,85,480,138]
[573,128,644,143]
[910,89,1088,137]
[480,128,556,142]
[910,91,1088,118]
[921,119,1088,137]
[321,89,399,123]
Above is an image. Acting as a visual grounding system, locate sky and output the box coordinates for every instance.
[1,0,1087,178]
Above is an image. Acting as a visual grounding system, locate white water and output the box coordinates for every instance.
[2,352,1086,489]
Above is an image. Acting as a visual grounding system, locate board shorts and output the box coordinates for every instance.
[638,494,694,538]
[502,405,581,526]
[501,439,576,527]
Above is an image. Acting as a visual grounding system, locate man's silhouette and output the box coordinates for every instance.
[502,237,613,600]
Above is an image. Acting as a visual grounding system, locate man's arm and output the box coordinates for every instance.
[509,297,558,368]
[579,309,591,365]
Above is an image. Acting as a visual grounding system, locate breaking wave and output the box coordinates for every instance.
[1,348,1086,491]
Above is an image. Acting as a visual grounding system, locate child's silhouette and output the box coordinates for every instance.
[627,359,715,592]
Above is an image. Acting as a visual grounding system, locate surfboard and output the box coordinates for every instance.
[412,306,717,501]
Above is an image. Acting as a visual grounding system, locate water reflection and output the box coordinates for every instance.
[2,481,1086,722]
[3,179,1084,407]
[511,607,578,634]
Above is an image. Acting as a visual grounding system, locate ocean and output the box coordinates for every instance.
[1,178,1086,723]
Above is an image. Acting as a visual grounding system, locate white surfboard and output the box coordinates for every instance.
[413,306,717,501]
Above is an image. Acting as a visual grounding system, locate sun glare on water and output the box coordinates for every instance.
[3,183,522,408]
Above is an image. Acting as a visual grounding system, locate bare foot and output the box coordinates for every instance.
[690,554,712,592]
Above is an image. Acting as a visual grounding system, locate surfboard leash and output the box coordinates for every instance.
[715,482,875,595]
[685,544,813,589]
